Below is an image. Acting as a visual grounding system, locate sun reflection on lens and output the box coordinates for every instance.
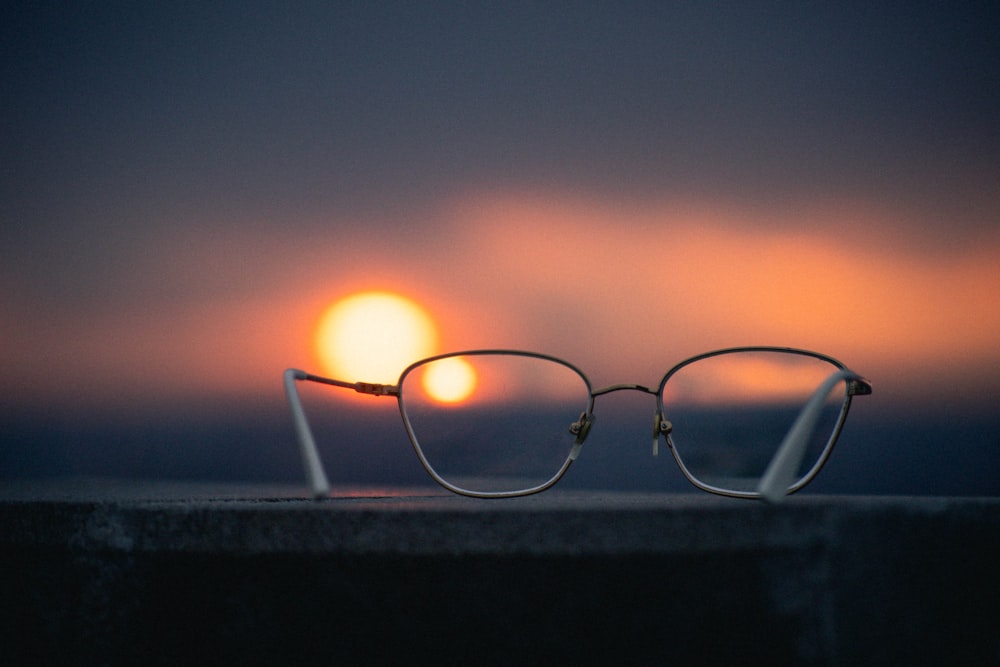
[422,357,478,403]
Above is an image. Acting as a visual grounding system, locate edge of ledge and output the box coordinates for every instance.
[2,482,998,557]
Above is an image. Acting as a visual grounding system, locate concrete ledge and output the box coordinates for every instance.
[1,481,998,665]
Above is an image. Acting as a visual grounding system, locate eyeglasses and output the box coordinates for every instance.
[284,347,871,502]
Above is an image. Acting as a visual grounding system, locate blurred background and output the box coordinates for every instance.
[3,2,998,495]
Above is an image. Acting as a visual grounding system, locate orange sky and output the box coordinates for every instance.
[4,189,998,414]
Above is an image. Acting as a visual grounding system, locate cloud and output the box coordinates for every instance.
[433,190,1000,395]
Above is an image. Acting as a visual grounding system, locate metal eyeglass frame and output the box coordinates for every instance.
[284,346,871,502]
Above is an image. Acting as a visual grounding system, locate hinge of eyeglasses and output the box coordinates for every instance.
[847,378,872,396]
[353,382,399,397]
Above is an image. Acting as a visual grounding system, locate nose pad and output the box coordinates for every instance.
[652,411,672,456]
[569,411,594,444]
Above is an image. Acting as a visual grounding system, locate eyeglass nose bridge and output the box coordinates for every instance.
[571,383,670,455]
[592,382,657,397]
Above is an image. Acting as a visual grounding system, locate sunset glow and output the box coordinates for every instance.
[315,292,437,383]
[4,193,998,412]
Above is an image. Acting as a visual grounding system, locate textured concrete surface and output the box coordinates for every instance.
[1,480,998,665]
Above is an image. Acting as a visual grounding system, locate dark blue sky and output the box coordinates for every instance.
[5,2,997,227]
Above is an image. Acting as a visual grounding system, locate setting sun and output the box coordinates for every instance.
[422,356,478,403]
[315,292,437,383]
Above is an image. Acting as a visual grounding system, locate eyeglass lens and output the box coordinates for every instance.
[400,353,589,495]
[660,350,847,494]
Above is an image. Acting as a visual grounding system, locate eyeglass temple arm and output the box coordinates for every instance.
[284,369,332,498]
[757,370,872,504]
[283,369,400,499]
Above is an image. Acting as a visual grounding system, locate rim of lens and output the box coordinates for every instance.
[396,350,594,498]
[656,347,854,498]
